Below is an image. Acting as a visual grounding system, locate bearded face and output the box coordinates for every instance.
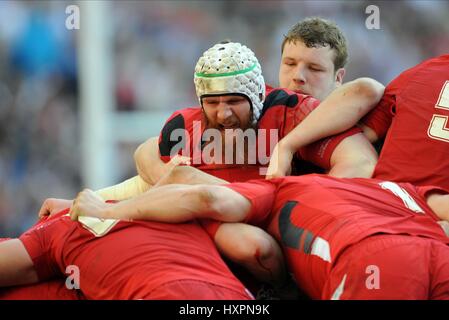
[201,94,258,165]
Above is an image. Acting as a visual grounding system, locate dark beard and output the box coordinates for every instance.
[201,111,258,165]
[202,110,256,131]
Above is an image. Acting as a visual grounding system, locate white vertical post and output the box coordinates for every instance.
[78,0,116,189]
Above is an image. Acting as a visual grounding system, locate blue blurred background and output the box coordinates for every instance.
[0,0,448,236]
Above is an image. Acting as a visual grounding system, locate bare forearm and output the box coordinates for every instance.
[0,239,38,287]
[98,184,249,223]
[155,165,228,187]
[282,78,384,152]
[102,184,208,222]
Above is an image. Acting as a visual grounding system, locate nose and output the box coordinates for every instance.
[216,103,233,122]
[293,65,306,84]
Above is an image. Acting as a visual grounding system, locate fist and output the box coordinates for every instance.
[70,189,110,221]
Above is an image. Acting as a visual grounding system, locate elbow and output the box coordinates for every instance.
[133,141,145,163]
[359,158,377,178]
[330,155,377,179]
[353,77,385,109]
[134,138,161,184]
[248,230,278,266]
[192,185,247,222]
[232,229,286,285]
[134,137,159,164]
[133,142,147,177]
[228,228,277,266]
[351,148,378,178]
[353,154,378,178]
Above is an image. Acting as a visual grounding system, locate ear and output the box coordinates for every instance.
[334,68,346,86]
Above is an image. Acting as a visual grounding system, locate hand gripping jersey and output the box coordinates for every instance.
[362,55,449,189]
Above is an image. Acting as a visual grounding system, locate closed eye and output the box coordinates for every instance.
[227,98,246,105]
[309,65,324,72]
[203,100,219,106]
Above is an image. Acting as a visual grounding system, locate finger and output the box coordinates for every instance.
[266,173,282,180]
[265,167,277,178]
[69,206,79,221]
[177,156,192,165]
[169,155,191,167]
[38,200,50,218]
[38,208,49,219]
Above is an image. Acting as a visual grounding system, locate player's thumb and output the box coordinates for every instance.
[69,205,79,221]
[38,202,50,219]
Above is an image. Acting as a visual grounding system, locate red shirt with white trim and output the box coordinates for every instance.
[362,55,449,189]
[225,174,449,298]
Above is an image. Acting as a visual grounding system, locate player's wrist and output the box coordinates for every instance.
[101,203,117,220]
[278,138,296,157]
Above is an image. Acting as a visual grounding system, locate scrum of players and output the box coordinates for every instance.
[1,17,449,300]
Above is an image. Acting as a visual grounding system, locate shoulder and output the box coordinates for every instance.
[261,87,318,118]
[421,54,449,68]
[162,107,202,134]
[165,107,202,126]
[159,107,202,157]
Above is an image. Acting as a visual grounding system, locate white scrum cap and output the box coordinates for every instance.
[194,42,266,121]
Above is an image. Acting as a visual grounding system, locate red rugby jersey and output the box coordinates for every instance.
[226,174,449,298]
[362,55,449,189]
[19,209,250,299]
[158,86,360,181]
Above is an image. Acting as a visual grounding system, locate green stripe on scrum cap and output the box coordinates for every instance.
[195,63,256,78]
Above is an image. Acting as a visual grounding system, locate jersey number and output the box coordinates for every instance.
[379,181,424,213]
[428,80,449,143]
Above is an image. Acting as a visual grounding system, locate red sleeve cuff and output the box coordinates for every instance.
[199,219,222,239]
[224,180,276,227]
[19,220,61,282]
[298,127,362,169]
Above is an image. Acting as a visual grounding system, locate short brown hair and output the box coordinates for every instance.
[281,17,348,70]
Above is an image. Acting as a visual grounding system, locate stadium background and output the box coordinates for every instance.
[0,0,448,237]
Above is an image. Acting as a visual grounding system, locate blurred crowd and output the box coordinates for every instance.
[0,0,448,237]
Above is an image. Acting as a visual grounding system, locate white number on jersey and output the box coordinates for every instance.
[428,80,449,143]
[379,181,425,213]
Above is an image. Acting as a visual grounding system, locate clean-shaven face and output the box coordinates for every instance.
[279,40,344,101]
